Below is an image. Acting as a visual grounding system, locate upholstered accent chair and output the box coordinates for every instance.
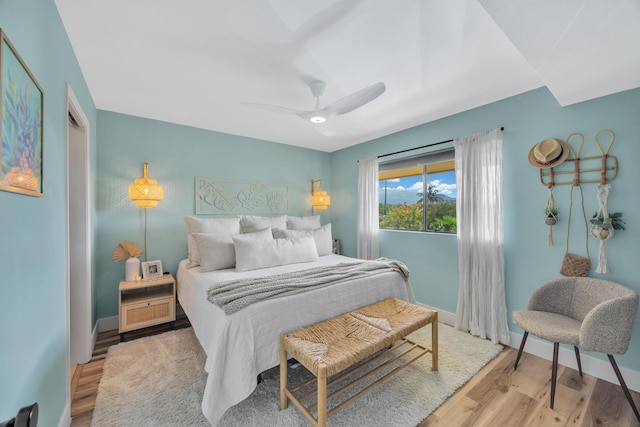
[513,277,639,420]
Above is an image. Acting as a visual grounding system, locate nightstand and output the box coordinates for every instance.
[119,273,176,338]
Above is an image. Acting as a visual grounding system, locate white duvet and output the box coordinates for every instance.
[177,254,415,426]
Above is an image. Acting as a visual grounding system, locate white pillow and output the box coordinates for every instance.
[183,216,241,268]
[193,233,236,272]
[286,215,321,230]
[273,223,332,256]
[240,215,287,233]
[234,235,319,272]
[231,227,273,245]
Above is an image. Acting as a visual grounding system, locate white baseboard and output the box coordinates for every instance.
[90,321,98,356]
[98,315,119,333]
[413,303,640,393]
[508,330,640,393]
[416,302,456,326]
[57,402,70,427]
[93,308,640,393]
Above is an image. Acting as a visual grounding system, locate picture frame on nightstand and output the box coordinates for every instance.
[142,259,163,280]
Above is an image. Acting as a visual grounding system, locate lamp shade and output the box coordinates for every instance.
[311,191,331,210]
[129,163,164,208]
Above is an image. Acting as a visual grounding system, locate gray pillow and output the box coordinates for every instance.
[240,215,287,233]
[286,215,321,230]
[183,216,241,268]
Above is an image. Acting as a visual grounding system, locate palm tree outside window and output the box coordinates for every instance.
[378,147,456,233]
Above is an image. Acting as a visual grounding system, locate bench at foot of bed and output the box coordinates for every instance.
[279,298,438,427]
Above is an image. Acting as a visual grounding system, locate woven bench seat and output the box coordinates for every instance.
[279,298,438,427]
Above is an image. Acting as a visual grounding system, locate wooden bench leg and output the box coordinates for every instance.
[431,314,438,371]
[317,363,327,427]
[280,342,288,410]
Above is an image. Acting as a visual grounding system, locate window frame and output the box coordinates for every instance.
[378,147,456,233]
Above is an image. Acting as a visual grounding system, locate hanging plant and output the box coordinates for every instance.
[544,206,559,225]
[543,188,559,246]
[590,211,625,230]
[590,211,625,239]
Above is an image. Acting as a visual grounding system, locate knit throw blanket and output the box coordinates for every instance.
[207,258,410,314]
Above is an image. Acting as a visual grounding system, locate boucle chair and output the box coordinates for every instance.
[513,277,639,420]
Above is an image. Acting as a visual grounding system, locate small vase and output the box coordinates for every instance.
[125,257,141,281]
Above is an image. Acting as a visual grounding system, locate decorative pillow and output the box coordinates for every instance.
[193,233,236,272]
[231,227,273,245]
[183,216,241,268]
[240,215,287,233]
[273,223,332,256]
[286,215,321,230]
[234,235,319,272]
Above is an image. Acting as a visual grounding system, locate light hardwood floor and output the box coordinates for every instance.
[70,322,640,427]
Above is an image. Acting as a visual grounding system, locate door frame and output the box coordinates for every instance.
[65,83,93,371]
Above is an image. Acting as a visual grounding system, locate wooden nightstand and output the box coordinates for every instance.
[119,273,176,338]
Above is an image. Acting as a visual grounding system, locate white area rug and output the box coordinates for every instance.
[91,324,502,426]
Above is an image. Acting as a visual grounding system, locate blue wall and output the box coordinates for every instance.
[95,111,331,319]
[0,0,97,424]
[2,1,640,425]
[331,86,640,371]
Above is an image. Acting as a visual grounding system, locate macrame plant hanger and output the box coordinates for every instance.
[544,171,558,245]
[591,129,616,274]
[561,133,591,277]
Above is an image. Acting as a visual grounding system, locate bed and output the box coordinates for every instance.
[177,215,416,426]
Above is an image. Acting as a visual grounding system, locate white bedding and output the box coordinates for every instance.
[177,254,415,426]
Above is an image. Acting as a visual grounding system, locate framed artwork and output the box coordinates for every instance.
[0,28,44,197]
[142,260,163,281]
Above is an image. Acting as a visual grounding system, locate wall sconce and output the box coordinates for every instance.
[311,179,331,213]
[129,163,164,260]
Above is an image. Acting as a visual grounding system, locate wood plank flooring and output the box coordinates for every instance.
[70,321,640,426]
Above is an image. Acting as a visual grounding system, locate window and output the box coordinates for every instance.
[378,147,456,233]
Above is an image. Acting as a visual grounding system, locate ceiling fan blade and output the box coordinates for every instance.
[315,121,336,137]
[241,102,304,116]
[323,82,386,115]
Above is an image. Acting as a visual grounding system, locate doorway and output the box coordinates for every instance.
[66,84,92,375]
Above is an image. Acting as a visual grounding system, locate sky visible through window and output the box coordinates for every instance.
[379,171,456,206]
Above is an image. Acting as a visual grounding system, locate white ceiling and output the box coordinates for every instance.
[54,0,640,153]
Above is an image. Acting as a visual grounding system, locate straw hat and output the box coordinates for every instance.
[528,138,571,168]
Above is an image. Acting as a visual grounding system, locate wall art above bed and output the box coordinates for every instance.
[195,176,289,215]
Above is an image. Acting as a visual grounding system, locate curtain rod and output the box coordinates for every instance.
[377,126,504,159]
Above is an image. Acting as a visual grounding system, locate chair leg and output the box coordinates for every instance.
[550,342,559,409]
[608,354,640,422]
[514,331,528,370]
[573,346,583,377]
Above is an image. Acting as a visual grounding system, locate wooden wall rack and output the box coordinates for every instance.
[539,130,618,187]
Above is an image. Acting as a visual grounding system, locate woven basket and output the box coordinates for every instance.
[560,252,591,277]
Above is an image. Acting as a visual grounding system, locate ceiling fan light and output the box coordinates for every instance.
[309,115,326,124]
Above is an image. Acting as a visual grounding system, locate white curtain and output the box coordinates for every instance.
[454,129,510,344]
[357,157,379,260]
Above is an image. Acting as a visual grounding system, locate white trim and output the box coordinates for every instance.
[415,302,456,326]
[64,83,93,420]
[415,302,640,392]
[93,306,640,393]
[91,320,98,355]
[508,330,640,393]
[98,315,120,333]
[57,403,70,427]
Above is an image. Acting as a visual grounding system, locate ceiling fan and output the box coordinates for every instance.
[243,81,386,136]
